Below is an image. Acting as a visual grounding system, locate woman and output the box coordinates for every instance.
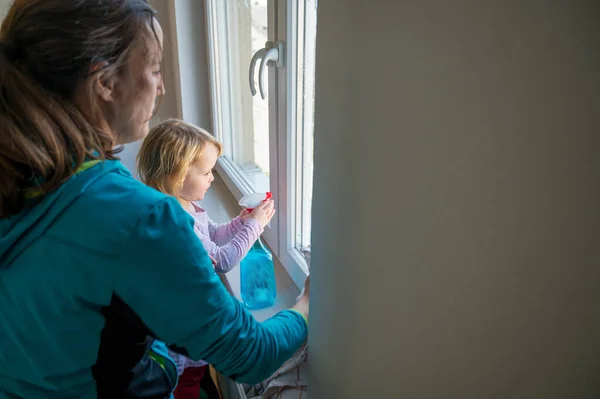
[0,1,309,399]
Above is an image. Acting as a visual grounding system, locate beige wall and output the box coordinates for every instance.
[309,1,600,398]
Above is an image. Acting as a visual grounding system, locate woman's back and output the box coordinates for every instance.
[0,159,308,399]
[0,161,176,398]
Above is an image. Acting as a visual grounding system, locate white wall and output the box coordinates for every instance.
[171,0,213,129]
[0,1,8,17]
[309,1,600,398]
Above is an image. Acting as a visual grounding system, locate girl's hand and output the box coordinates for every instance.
[247,199,276,229]
[239,208,251,222]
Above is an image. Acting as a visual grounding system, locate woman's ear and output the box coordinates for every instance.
[93,72,116,102]
[91,63,116,102]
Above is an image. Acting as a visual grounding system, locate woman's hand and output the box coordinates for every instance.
[291,275,310,321]
[301,275,310,296]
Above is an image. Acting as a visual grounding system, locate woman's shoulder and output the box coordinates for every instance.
[68,160,186,230]
[79,161,164,201]
[28,160,191,266]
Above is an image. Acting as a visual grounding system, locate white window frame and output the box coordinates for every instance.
[205,0,311,289]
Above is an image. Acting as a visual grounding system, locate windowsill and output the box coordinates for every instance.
[218,157,271,197]
[200,172,300,322]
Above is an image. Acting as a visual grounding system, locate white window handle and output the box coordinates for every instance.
[249,48,267,97]
[249,41,285,100]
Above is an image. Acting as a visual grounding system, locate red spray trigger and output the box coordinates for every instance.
[240,192,272,212]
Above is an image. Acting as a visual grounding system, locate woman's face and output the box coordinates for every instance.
[111,17,165,144]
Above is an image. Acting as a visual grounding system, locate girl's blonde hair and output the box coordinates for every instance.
[137,118,223,196]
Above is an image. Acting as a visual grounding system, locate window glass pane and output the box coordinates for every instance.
[250,0,270,182]
[211,0,270,193]
[295,0,317,257]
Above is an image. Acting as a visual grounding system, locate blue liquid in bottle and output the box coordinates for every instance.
[240,238,277,310]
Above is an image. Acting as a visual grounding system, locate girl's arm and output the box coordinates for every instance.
[167,348,207,375]
[115,197,307,384]
[196,217,263,273]
[208,215,246,246]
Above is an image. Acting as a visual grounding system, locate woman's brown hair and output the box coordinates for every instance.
[0,0,157,218]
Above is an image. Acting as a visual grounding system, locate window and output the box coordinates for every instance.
[206,0,317,288]
[205,0,271,194]
[293,0,316,260]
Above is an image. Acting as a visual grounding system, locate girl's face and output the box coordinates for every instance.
[179,144,219,202]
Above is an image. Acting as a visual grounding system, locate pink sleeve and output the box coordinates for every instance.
[167,348,207,375]
[195,218,263,273]
[208,216,245,246]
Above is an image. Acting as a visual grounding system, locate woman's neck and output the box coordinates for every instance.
[177,198,194,213]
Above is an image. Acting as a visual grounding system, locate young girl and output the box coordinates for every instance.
[137,118,275,399]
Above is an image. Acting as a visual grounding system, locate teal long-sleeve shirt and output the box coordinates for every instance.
[0,160,307,399]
